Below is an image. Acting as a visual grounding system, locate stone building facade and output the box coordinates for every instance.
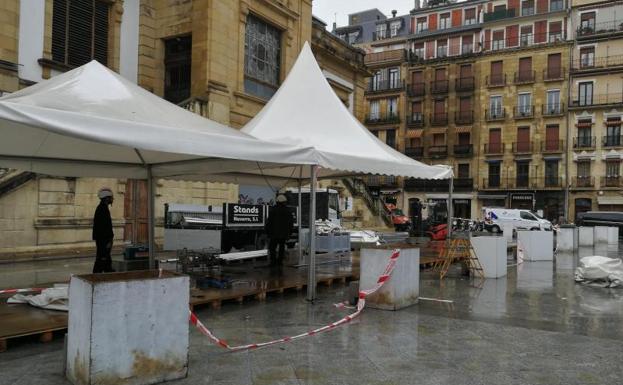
[0,0,370,259]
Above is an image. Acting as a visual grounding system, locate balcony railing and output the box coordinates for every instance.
[486,108,506,121]
[428,145,448,158]
[543,67,565,81]
[483,8,516,22]
[508,177,538,189]
[366,79,404,93]
[543,177,563,188]
[453,144,473,157]
[367,175,399,187]
[570,94,623,107]
[455,77,475,92]
[601,176,623,188]
[404,146,424,158]
[431,80,449,94]
[365,113,401,125]
[542,103,565,116]
[486,74,506,87]
[430,113,448,126]
[573,136,597,149]
[572,176,595,188]
[513,105,534,119]
[482,177,506,189]
[572,55,623,72]
[364,49,406,65]
[514,71,536,84]
[407,114,425,127]
[484,143,504,155]
[405,178,473,192]
[407,83,425,97]
[512,141,534,154]
[577,20,623,38]
[541,140,564,153]
[603,135,623,148]
[455,111,473,125]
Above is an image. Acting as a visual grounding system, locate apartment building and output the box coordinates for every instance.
[568,0,623,221]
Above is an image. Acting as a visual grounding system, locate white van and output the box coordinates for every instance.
[482,207,552,233]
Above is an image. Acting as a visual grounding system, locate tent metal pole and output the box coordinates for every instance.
[306,165,318,301]
[447,176,454,240]
[147,166,156,270]
[297,166,303,264]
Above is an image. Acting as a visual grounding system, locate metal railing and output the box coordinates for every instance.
[601,176,623,188]
[572,176,595,188]
[573,136,597,149]
[482,177,506,189]
[485,108,506,121]
[486,74,506,87]
[404,146,424,158]
[484,143,504,155]
[512,141,534,154]
[455,111,473,125]
[542,103,565,116]
[430,113,448,126]
[543,67,565,81]
[342,178,392,226]
[514,71,536,84]
[406,114,425,127]
[483,8,516,22]
[543,177,563,188]
[404,178,473,192]
[541,140,564,153]
[407,83,425,97]
[513,105,534,119]
[453,144,473,157]
[364,49,407,65]
[603,135,623,147]
[572,55,623,71]
[366,79,404,93]
[508,177,538,189]
[365,113,401,125]
[577,20,623,38]
[570,94,623,107]
[431,80,449,94]
[455,77,475,92]
[428,145,448,158]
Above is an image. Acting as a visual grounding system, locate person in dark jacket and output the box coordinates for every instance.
[92,187,115,273]
[266,194,294,268]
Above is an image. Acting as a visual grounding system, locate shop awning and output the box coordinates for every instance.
[406,129,424,138]
[454,126,471,134]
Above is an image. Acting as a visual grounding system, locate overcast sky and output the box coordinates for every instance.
[313,0,416,28]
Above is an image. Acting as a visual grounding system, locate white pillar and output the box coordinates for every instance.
[307,165,318,301]
[447,177,454,239]
[148,166,156,270]
[297,166,303,263]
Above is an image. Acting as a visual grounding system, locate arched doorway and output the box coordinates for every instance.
[574,198,592,223]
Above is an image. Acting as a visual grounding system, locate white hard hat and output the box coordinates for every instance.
[276,194,287,203]
[98,187,113,199]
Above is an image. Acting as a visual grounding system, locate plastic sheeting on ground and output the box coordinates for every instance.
[8,284,69,311]
[575,256,623,288]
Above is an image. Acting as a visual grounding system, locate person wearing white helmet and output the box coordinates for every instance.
[92,187,115,273]
[265,194,294,270]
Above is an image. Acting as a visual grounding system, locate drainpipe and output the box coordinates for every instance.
[564,1,573,222]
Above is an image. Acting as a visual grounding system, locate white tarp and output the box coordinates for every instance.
[8,285,69,311]
[575,256,623,288]
[240,42,452,181]
[0,60,318,179]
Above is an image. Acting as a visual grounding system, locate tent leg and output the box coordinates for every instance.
[148,166,156,270]
[297,166,303,265]
[306,165,318,302]
[447,176,454,241]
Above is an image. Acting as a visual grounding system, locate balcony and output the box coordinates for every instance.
[453,144,473,157]
[543,177,563,189]
[601,176,623,188]
[543,67,565,81]
[366,79,404,94]
[482,177,506,190]
[430,112,448,126]
[573,136,596,150]
[572,176,595,188]
[514,71,536,85]
[367,175,399,187]
[513,106,534,119]
[541,140,564,153]
[364,49,406,65]
[455,111,473,125]
[455,77,475,92]
[572,55,623,72]
[365,113,401,125]
[404,178,473,192]
[407,83,425,97]
[603,135,623,148]
[508,177,538,190]
[428,145,448,159]
[512,141,534,154]
[404,146,424,158]
[486,74,506,88]
[577,20,623,39]
[431,80,449,94]
[542,103,565,117]
[483,8,516,22]
[485,108,506,121]
[484,143,505,155]
[570,94,623,108]
[406,113,425,127]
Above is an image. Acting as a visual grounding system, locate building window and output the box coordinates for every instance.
[52,0,110,67]
[550,0,564,12]
[545,160,559,187]
[416,17,428,32]
[436,40,448,58]
[520,26,533,46]
[578,82,593,106]
[376,24,387,40]
[439,13,451,29]
[386,129,396,148]
[492,30,505,50]
[490,61,504,85]
[521,0,535,16]
[549,21,562,42]
[464,8,476,25]
[369,100,380,120]
[577,161,591,179]
[518,93,532,115]
[411,101,423,122]
[348,32,359,44]
[461,35,473,54]
[580,12,596,34]
[390,21,401,37]
[458,164,470,178]
[488,162,501,187]
[244,14,282,99]
[164,36,192,104]
[606,161,620,178]
[605,117,622,147]
[516,161,530,187]
[490,95,503,117]
[489,128,502,153]
[580,46,595,68]
[545,124,560,150]
[389,68,400,89]
[387,98,399,118]
[546,90,561,114]
[577,119,593,147]
[413,42,425,58]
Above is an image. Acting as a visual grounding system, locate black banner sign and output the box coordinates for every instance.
[224,204,265,227]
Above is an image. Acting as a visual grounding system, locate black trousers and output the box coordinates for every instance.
[268,238,286,265]
[93,239,114,273]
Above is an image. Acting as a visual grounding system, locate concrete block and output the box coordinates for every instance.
[360,247,419,310]
[503,224,514,242]
[556,226,577,252]
[608,227,619,246]
[579,227,594,247]
[39,178,72,192]
[594,226,609,244]
[471,236,507,278]
[517,231,554,261]
[67,271,189,385]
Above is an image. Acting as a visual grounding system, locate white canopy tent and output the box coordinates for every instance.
[0,61,321,267]
[233,43,454,300]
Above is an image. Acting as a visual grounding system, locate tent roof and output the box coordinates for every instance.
[0,61,317,179]
[240,42,452,181]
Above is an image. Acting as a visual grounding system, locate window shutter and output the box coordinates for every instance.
[52,0,67,63]
[546,124,559,150]
[94,1,109,65]
[534,20,547,43]
[491,61,502,76]
[68,0,94,67]
[506,25,519,47]
[435,68,446,81]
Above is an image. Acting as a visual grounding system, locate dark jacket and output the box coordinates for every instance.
[92,201,114,241]
[266,204,294,240]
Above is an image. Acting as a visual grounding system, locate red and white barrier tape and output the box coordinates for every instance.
[0,288,44,295]
[189,249,401,352]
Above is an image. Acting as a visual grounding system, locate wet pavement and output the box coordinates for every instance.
[1,246,623,384]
